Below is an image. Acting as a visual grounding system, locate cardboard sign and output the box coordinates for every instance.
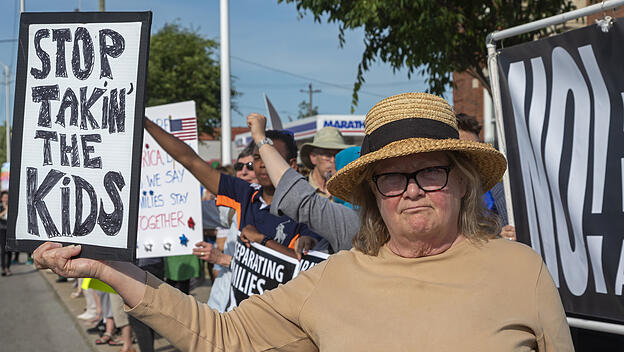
[7,12,151,261]
[227,238,329,309]
[137,101,203,258]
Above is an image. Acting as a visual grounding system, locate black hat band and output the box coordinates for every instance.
[360,118,459,156]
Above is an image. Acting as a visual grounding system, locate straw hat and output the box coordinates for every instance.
[300,127,353,169]
[326,92,507,203]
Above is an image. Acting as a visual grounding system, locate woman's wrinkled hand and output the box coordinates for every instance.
[193,241,220,263]
[33,242,102,279]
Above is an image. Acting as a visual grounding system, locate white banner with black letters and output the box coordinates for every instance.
[7,12,151,261]
[497,21,624,323]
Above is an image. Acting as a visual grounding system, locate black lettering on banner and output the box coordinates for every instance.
[31,29,51,79]
[61,177,71,235]
[107,88,125,133]
[72,175,98,236]
[26,167,64,237]
[71,27,94,80]
[80,87,105,129]
[497,21,624,323]
[34,130,58,165]
[101,95,109,130]
[98,171,125,236]
[80,134,102,169]
[56,87,79,127]
[52,28,71,77]
[59,133,80,167]
[99,29,125,79]
[229,239,296,307]
[32,85,59,127]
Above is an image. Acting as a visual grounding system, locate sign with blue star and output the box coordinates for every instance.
[136,102,204,259]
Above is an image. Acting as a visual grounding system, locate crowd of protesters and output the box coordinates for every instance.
[33,92,574,351]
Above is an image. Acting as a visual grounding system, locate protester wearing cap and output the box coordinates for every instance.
[299,127,352,198]
[34,93,572,351]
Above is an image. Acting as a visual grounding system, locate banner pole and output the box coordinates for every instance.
[486,43,515,227]
[487,0,624,44]
[568,317,624,336]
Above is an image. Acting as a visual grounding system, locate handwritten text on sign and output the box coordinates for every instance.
[137,101,202,258]
[16,22,142,248]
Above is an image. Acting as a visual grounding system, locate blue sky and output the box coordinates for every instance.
[0,0,451,127]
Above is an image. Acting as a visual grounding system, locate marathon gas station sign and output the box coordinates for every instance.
[234,114,365,149]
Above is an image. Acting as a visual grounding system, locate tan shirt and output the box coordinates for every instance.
[128,238,573,351]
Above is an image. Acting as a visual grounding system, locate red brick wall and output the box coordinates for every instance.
[452,71,485,128]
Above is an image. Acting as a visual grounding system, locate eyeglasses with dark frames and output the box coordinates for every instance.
[372,165,452,197]
[234,161,254,171]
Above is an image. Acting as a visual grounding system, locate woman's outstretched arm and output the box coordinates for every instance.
[34,242,146,308]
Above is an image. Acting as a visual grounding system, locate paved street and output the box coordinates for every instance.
[0,262,93,352]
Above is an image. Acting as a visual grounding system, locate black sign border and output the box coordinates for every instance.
[6,11,152,262]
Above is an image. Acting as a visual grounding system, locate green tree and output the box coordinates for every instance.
[297,100,319,119]
[278,0,574,106]
[0,123,7,164]
[147,23,238,136]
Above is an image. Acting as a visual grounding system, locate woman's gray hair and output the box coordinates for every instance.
[351,151,501,256]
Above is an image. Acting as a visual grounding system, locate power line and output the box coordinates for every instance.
[231,55,385,98]
[237,104,296,117]
[0,39,17,43]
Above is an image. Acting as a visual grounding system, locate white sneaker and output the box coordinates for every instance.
[77,311,98,320]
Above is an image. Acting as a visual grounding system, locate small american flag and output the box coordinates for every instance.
[169,117,198,141]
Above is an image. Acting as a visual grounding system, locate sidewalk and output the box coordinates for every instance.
[39,266,212,352]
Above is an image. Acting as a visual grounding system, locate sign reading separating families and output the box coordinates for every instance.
[137,101,203,258]
[227,238,329,309]
[497,21,624,323]
[7,12,152,261]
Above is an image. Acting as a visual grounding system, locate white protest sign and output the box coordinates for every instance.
[8,12,151,261]
[137,101,203,258]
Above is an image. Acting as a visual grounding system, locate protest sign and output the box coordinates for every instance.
[294,250,329,277]
[7,12,151,261]
[227,238,329,309]
[497,21,624,323]
[137,101,203,258]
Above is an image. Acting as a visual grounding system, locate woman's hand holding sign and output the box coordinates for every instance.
[34,242,100,278]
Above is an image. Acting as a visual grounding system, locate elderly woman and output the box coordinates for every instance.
[34,93,572,351]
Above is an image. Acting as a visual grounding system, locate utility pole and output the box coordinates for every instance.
[99,0,105,11]
[300,83,321,116]
[220,0,232,165]
[20,0,24,12]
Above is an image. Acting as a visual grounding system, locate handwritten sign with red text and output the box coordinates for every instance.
[137,101,203,258]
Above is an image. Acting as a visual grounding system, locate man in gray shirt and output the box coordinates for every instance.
[247,113,359,253]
